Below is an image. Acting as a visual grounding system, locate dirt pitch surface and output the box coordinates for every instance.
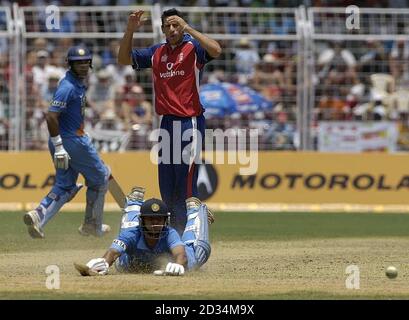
[0,211,409,299]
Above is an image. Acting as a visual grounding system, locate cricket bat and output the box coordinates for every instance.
[108,174,126,209]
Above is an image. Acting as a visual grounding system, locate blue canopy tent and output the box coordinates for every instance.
[199,82,274,117]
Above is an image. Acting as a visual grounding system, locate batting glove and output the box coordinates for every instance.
[86,258,109,275]
[164,262,185,276]
[51,135,71,170]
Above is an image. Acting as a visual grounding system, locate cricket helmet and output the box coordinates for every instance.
[139,198,170,239]
[66,46,92,66]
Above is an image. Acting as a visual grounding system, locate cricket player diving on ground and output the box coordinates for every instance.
[74,188,213,276]
[118,8,222,235]
[23,46,111,239]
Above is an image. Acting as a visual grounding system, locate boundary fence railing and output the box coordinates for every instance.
[1,5,409,152]
[0,5,18,151]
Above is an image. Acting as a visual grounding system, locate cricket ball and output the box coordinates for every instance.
[385,266,398,279]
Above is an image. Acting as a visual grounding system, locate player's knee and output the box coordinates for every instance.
[88,182,108,193]
[52,184,81,200]
[86,164,110,189]
[86,171,109,191]
[85,181,108,205]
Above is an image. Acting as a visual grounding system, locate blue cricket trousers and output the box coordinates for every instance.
[158,114,205,235]
[49,135,108,194]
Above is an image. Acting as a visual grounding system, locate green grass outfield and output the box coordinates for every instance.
[1,211,409,299]
[2,211,409,249]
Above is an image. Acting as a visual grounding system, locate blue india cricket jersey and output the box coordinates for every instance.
[49,70,87,137]
[110,226,184,271]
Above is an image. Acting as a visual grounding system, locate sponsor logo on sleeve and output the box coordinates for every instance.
[51,100,66,108]
[112,239,127,250]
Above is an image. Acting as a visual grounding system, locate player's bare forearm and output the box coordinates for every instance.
[45,111,60,137]
[185,26,222,58]
[118,29,134,65]
[118,10,145,65]
[171,245,188,267]
[102,248,121,266]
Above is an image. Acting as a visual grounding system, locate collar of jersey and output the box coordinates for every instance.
[66,70,86,88]
[165,33,192,49]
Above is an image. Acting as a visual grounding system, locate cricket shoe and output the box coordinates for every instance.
[23,209,45,239]
[78,223,111,237]
[207,208,215,225]
[186,197,215,225]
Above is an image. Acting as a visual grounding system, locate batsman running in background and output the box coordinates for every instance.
[74,192,212,276]
[118,8,222,235]
[24,46,111,239]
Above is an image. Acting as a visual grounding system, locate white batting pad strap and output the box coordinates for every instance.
[121,221,139,229]
[38,205,47,215]
[187,212,198,221]
[124,204,141,213]
[184,225,197,232]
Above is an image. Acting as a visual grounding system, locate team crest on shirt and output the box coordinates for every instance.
[178,52,184,62]
[161,54,168,63]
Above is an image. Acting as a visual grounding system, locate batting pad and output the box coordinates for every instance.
[182,204,211,267]
[39,184,83,228]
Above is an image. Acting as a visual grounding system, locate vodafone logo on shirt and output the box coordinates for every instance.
[151,39,204,117]
[159,62,185,78]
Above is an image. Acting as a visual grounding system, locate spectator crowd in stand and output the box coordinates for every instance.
[1,2,409,151]
[2,1,408,8]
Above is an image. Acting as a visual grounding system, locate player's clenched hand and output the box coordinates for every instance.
[53,144,71,170]
[164,262,185,276]
[166,15,189,32]
[86,258,109,275]
[127,10,145,32]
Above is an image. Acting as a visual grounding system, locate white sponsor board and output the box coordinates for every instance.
[318,121,399,152]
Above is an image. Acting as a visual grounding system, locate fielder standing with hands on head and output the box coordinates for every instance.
[23,46,111,239]
[118,8,221,235]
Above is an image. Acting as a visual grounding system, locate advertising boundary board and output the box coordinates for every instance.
[1,152,409,212]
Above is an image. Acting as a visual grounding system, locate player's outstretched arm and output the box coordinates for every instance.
[166,15,222,58]
[102,248,122,266]
[171,245,188,268]
[118,10,145,65]
[155,245,187,276]
[74,249,121,276]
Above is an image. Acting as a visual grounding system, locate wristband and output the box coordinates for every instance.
[50,135,62,146]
